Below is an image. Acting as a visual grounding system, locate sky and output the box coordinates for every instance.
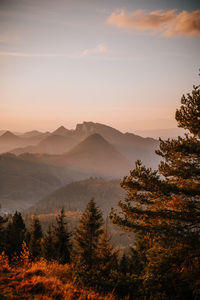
[0,0,200,133]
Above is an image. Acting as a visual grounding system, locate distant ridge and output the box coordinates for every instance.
[0,131,21,141]
[54,133,131,177]
[27,177,124,216]
[0,153,84,212]
[52,126,70,136]
[72,122,159,168]
[0,131,25,153]
[1,121,160,168]
[11,134,78,155]
[22,130,49,138]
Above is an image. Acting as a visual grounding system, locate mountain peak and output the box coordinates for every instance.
[22,130,44,138]
[2,131,16,137]
[0,131,19,139]
[72,133,112,150]
[57,125,66,130]
[75,121,123,140]
[53,125,69,135]
[56,132,130,178]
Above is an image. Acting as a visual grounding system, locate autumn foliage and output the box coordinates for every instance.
[0,248,114,300]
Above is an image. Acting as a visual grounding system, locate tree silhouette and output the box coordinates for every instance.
[53,208,71,264]
[29,216,43,259]
[5,211,26,258]
[73,199,103,286]
[110,84,200,299]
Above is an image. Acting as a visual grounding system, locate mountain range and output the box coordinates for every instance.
[0,122,161,213]
[1,122,159,167]
[12,134,78,155]
[0,131,46,153]
[0,153,86,213]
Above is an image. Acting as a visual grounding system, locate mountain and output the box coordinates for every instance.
[0,131,21,143]
[22,130,43,138]
[0,130,6,136]
[72,122,160,168]
[0,131,48,154]
[0,153,87,213]
[53,133,131,178]
[27,177,124,216]
[52,126,71,136]
[0,130,21,136]
[2,121,160,168]
[11,134,78,155]
[21,130,50,139]
[0,131,25,153]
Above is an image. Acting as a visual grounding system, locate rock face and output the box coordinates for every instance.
[75,121,123,141]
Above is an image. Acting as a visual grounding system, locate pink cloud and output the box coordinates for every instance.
[82,44,108,56]
[107,9,200,37]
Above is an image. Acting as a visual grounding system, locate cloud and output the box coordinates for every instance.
[81,44,108,56]
[106,9,200,37]
[0,52,70,57]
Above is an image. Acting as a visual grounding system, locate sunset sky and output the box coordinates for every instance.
[0,0,199,133]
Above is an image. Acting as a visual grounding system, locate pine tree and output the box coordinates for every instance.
[175,85,200,136]
[29,216,43,259]
[52,208,71,264]
[0,213,7,253]
[42,226,54,261]
[5,211,26,258]
[73,199,104,286]
[95,229,118,292]
[110,84,200,299]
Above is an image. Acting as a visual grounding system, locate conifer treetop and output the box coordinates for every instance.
[176,85,200,137]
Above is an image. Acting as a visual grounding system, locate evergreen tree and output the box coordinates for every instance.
[52,208,71,264]
[0,213,7,253]
[95,229,118,292]
[29,216,43,259]
[110,84,200,299]
[42,226,54,261]
[73,199,104,286]
[5,211,26,258]
[175,85,200,136]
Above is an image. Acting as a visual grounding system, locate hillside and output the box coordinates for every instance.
[0,131,46,154]
[27,177,124,216]
[0,153,86,213]
[0,131,24,153]
[73,122,160,168]
[52,125,72,136]
[51,122,159,168]
[21,130,49,138]
[53,133,131,178]
[0,255,112,300]
[11,134,78,155]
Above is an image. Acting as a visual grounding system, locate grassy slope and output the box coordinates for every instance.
[0,251,114,300]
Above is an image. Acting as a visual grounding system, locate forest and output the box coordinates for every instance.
[0,84,200,299]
